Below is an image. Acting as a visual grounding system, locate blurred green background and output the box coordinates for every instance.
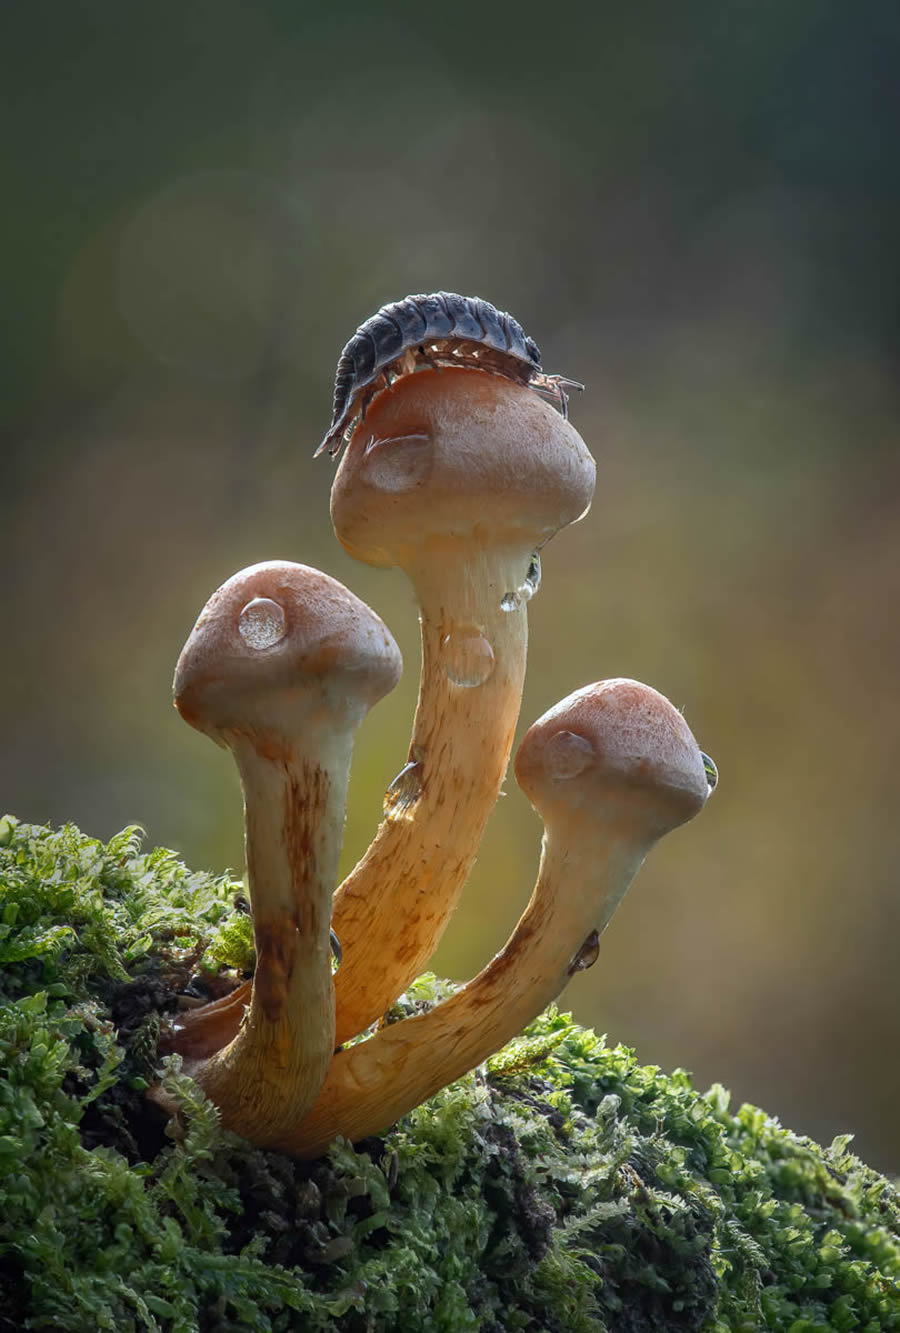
[3,2,898,1170]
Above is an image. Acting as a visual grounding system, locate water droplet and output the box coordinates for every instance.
[382,748,424,821]
[363,433,433,492]
[567,929,600,976]
[544,730,595,780]
[520,552,541,602]
[701,752,718,793]
[330,929,342,975]
[440,626,495,687]
[238,597,286,649]
[503,554,542,611]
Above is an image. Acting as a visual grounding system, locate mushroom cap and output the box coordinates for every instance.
[514,679,711,838]
[174,561,402,744]
[330,368,596,568]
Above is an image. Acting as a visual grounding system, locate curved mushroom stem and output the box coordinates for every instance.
[155,562,401,1146]
[330,545,528,1039]
[265,678,713,1158]
[327,368,596,1044]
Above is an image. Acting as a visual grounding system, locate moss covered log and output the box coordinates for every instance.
[0,816,897,1332]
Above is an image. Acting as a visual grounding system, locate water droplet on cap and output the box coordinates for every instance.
[238,597,286,649]
[500,591,519,612]
[544,730,595,780]
[441,626,495,687]
[363,432,432,492]
[701,752,718,792]
[330,929,342,974]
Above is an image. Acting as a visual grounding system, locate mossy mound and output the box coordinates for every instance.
[0,816,897,1332]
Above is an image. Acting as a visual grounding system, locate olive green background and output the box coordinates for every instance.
[3,3,898,1170]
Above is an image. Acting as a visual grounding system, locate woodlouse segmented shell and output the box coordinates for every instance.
[316,291,581,457]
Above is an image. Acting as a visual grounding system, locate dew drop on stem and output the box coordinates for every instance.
[520,552,541,602]
[501,553,542,612]
[567,929,600,976]
[383,747,425,821]
[440,626,495,687]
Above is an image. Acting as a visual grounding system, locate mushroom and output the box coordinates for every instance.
[160,560,401,1145]
[325,366,597,1043]
[266,678,714,1158]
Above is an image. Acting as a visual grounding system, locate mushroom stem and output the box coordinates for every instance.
[192,730,344,1143]
[330,546,528,1033]
[268,679,712,1158]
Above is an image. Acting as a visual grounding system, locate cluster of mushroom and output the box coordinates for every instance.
[158,295,715,1159]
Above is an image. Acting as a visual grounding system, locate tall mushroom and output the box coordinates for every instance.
[326,366,596,1042]
[162,560,401,1145]
[267,678,714,1157]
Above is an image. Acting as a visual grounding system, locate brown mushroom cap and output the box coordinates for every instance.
[515,678,710,835]
[331,367,596,567]
[175,560,402,739]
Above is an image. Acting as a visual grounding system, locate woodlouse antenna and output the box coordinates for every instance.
[531,373,585,420]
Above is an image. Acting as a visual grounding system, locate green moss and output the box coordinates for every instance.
[1,816,898,1332]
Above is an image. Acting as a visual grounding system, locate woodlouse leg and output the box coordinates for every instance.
[417,345,441,371]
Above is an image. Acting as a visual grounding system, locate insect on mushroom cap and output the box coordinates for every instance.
[330,369,596,568]
[174,560,402,743]
[317,291,552,459]
[515,679,712,836]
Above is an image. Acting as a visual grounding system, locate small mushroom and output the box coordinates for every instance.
[270,678,713,1157]
[159,560,401,1145]
[326,366,597,1043]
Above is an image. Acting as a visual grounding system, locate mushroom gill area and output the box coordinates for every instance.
[156,294,713,1158]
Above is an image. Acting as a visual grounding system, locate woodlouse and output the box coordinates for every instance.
[315,291,583,458]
